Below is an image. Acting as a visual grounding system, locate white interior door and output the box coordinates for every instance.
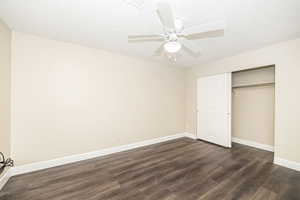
[197,73,232,147]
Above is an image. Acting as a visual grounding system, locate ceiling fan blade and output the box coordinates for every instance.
[156,1,175,30]
[128,38,164,43]
[179,30,224,40]
[181,39,202,58]
[153,43,165,56]
[182,45,201,58]
[128,34,163,40]
[182,19,226,36]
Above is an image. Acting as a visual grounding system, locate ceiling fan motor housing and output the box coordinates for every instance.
[167,33,178,42]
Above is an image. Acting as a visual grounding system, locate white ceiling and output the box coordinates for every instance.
[1,0,300,67]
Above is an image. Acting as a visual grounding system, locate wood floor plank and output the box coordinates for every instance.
[1,138,299,200]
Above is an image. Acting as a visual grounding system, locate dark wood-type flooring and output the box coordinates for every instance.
[1,138,300,200]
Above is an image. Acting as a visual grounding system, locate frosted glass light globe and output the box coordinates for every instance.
[164,41,182,53]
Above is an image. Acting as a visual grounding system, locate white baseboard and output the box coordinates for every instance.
[274,157,300,172]
[0,169,11,191]
[232,137,274,152]
[10,133,190,177]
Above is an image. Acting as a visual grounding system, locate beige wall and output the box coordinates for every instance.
[186,37,300,163]
[8,31,300,166]
[11,32,185,165]
[233,85,275,146]
[0,19,11,158]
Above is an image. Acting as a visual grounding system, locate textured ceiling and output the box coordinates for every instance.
[1,0,300,67]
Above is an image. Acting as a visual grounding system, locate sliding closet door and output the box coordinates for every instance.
[197,73,232,147]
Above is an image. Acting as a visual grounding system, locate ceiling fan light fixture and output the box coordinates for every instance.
[164,41,181,53]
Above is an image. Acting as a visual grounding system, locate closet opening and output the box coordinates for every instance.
[232,65,275,154]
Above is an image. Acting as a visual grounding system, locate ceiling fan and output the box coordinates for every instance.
[128,1,226,60]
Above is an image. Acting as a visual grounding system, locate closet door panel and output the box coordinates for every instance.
[197,73,231,148]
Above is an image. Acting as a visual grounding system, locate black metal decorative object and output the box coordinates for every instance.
[0,152,14,175]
